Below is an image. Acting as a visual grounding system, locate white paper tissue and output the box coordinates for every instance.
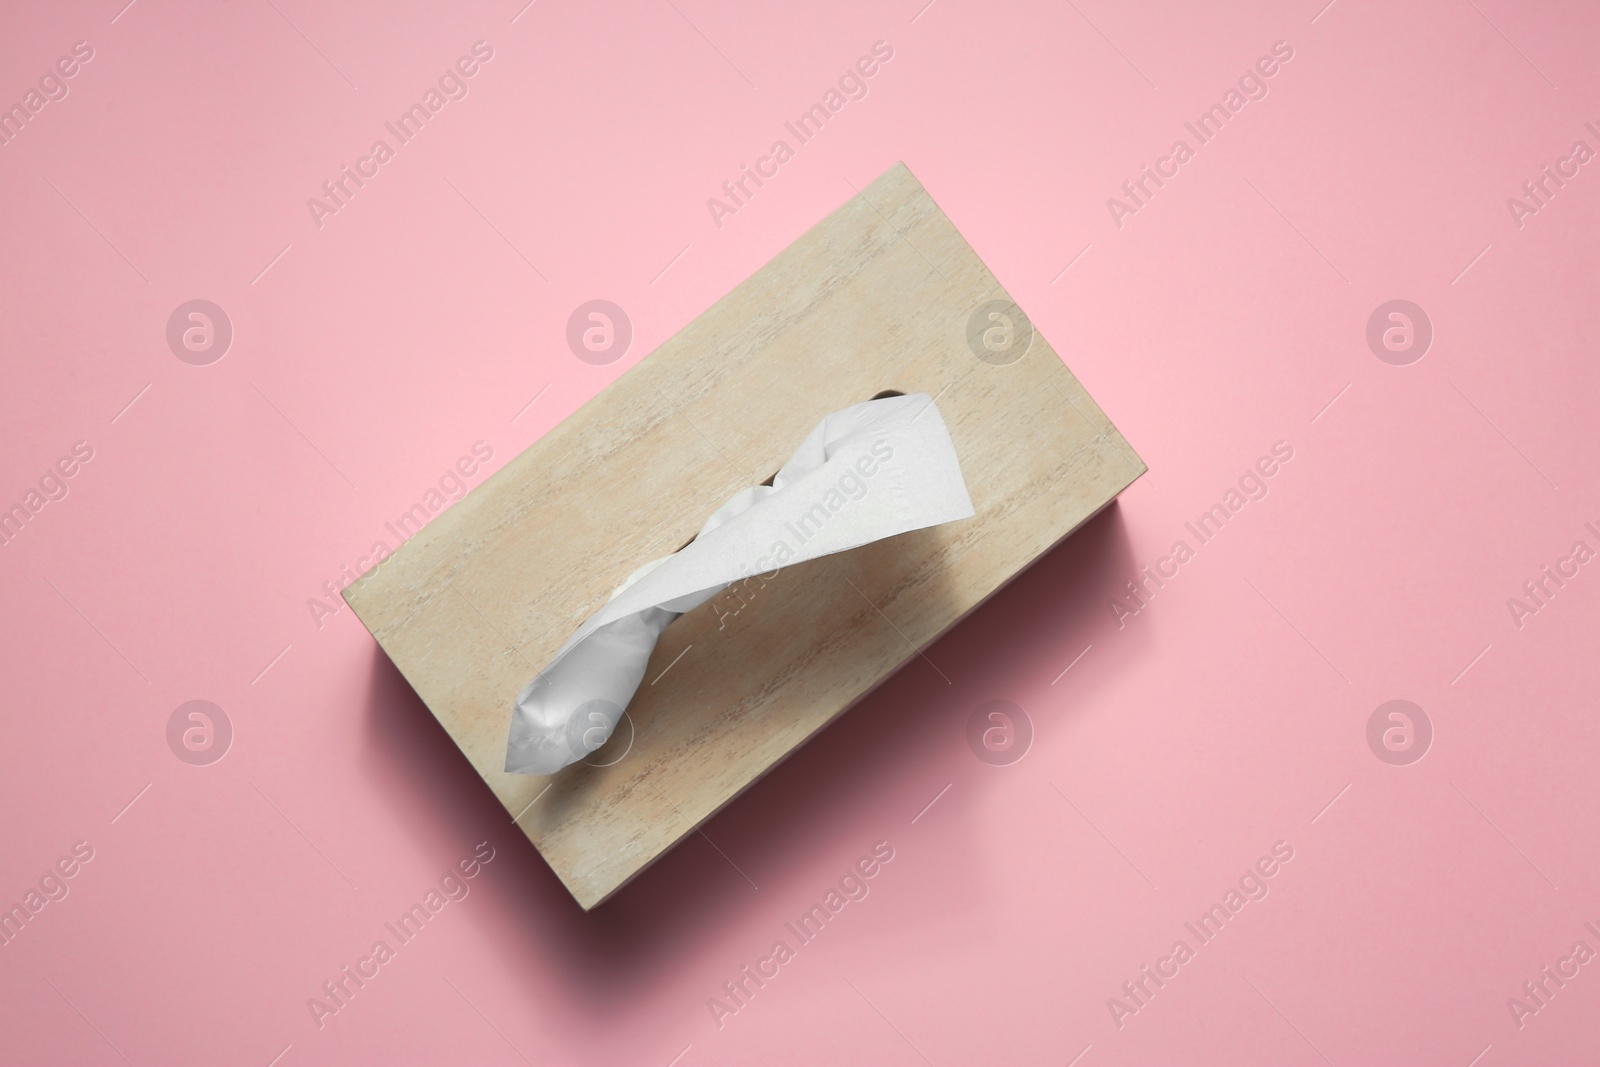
[504,392,974,775]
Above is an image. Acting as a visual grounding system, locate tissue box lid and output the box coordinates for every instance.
[343,162,1144,910]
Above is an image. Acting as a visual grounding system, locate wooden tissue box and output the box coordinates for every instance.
[343,162,1145,909]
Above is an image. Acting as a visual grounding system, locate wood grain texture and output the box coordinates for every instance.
[342,162,1145,909]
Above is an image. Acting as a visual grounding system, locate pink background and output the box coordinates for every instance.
[3,0,1598,1064]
